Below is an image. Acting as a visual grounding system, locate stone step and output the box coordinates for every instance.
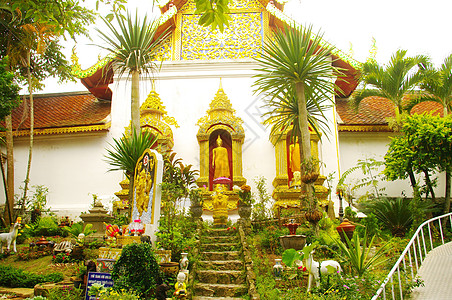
[192,297,245,300]
[198,260,243,271]
[203,228,237,237]
[202,242,240,252]
[201,251,241,261]
[194,283,248,298]
[201,236,238,244]
[197,270,245,285]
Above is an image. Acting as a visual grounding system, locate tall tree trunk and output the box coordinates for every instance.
[295,82,314,207]
[131,70,140,136]
[422,169,436,201]
[22,50,33,203]
[4,115,14,225]
[444,170,451,214]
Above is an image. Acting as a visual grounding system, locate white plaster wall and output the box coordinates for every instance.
[338,131,446,199]
[1,132,123,220]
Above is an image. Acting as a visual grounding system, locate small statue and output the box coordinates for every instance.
[212,135,230,179]
[291,171,302,189]
[289,139,301,172]
[212,184,229,227]
[173,272,187,299]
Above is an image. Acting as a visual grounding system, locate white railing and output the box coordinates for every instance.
[372,212,452,300]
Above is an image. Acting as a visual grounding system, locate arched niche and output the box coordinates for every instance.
[196,82,246,191]
[209,129,233,190]
[270,126,328,209]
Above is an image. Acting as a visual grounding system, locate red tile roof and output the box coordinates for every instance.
[336,96,444,132]
[5,91,111,136]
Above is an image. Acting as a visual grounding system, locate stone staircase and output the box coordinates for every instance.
[192,228,248,300]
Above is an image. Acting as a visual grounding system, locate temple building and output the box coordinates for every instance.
[1,0,445,218]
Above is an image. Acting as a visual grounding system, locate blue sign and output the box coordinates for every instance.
[85,272,114,300]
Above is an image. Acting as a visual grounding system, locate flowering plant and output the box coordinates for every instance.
[237,185,253,206]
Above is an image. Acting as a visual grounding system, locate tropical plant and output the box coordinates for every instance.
[419,54,452,213]
[194,0,230,31]
[111,243,161,298]
[351,50,428,119]
[96,10,169,136]
[252,176,272,222]
[282,248,302,268]
[104,130,157,202]
[359,197,413,237]
[254,24,339,209]
[335,230,388,277]
[64,222,95,239]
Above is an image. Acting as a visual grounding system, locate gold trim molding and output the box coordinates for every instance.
[6,122,111,137]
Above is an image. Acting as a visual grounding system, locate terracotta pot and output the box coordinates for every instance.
[279,234,307,251]
[159,262,179,276]
[190,205,203,218]
[336,219,356,243]
[238,205,251,219]
[301,173,319,184]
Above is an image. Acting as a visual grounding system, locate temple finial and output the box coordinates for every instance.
[151,80,156,91]
[219,78,223,90]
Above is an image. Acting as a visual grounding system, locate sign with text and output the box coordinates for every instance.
[85,272,114,300]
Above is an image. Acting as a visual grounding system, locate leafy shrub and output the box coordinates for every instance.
[258,225,288,255]
[52,252,77,264]
[360,197,413,237]
[16,247,51,261]
[63,222,95,239]
[111,243,161,298]
[35,216,64,237]
[0,265,63,288]
[45,285,84,300]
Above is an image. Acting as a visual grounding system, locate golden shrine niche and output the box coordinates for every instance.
[271,128,329,209]
[196,81,245,211]
[114,85,178,212]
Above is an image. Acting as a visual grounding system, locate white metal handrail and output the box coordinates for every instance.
[372,212,452,299]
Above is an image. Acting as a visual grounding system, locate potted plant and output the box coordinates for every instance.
[300,157,322,184]
[237,185,253,219]
[189,188,203,218]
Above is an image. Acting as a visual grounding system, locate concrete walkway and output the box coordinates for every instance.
[411,241,452,300]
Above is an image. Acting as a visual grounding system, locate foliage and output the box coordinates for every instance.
[44,285,84,300]
[63,222,95,239]
[111,243,161,298]
[104,130,157,176]
[256,225,288,255]
[158,152,198,259]
[335,230,388,278]
[0,265,63,288]
[282,248,302,268]
[337,158,385,205]
[343,206,357,222]
[92,287,141,300]
[189,188,203,207]
[355,213,383,239]
[52,252,77,264]
[33,216,64,237]
[0,57,20,120]
[194,0,230,32]
[237,184,253,206]
[251,176,273,222]
[384,114,452,212]
[15,247,50,261]
[419,53,452,115]
[360,197,414,237]
[351,49,428,117]
[25,185,49,212]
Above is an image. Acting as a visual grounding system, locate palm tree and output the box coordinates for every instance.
[105,130,157,203]
[351,50,428,118]
[253,25,338,209]
[419,54,452,213]
[96,11,169,136]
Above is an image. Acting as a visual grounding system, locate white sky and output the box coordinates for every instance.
[36,0,452,94]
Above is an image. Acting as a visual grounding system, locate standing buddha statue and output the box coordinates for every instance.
[212,135,230,179]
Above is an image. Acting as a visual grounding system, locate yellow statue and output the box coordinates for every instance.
[135,169,152,217]
[212,184,229,227]
[291,171,302,189]
[289,140,301,172]
[212,135,230,179]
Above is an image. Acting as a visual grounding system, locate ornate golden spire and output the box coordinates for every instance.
[140,86,178,127]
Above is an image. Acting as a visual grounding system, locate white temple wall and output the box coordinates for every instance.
[338,131,446,199]
[0,133,123,220]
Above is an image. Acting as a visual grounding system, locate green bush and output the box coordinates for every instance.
[35,216,64,237]
[111,243,161,298]
[0,265,63,288]
[257,225,288,255]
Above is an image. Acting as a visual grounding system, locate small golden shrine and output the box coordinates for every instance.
[271,128,329,209]
[139,83,178,153]
[196,81,245,211]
